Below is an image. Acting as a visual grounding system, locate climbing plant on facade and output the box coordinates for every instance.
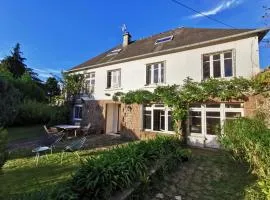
[113,76,267,135]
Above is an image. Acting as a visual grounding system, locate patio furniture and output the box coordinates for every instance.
[55,125,81,137]
[81,123,91,136]
[61,137,87,164]
[38,132,65,154]
[44,125,62,137]
[32,146,50,166]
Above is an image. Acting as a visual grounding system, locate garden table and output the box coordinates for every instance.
[32,146,50,166]
[54,125,81,137]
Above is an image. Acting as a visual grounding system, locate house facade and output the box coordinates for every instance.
[68,27,269,148]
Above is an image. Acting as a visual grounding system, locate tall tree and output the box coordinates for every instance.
[45,77,61,97]
[1,43,27,78]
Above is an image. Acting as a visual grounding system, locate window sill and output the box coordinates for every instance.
[104,87,123,92]
[144,83,167,88]
[73,118,82,121]
[143,129,175,134]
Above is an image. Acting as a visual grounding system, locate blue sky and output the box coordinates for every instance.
[0,0,269,81]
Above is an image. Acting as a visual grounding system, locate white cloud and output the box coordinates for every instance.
[191,0,243,18]
[32,67,62,80]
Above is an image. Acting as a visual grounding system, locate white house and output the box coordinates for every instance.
[68,27,269,148]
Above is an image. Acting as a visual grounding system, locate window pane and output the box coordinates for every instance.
[153,64,159,83]
[146,65,151,85]
[225,112,242,119]
[189,111,202,133]
[203,62,210,80]
[160,63,164,83]
[143,110,151,129]
[213,59,221,78]
[225,103,243,108]
[224,52,232,59]
[107,71,111,88]
[168,111,174,131]
[153,110,165,131]
[206,104,220,108]
[203,55,210,62]
[213,54,220,60]
[224,59,233,77]
[75,106,82,119]
[206,112,220,135]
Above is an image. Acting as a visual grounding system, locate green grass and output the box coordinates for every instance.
[0,148,102,199]
[7,125,44,142]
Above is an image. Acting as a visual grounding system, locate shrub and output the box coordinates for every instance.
[219,117,270,199]
[0,128,8,170]
[0,78,21,127]
[12,100,70,126]
[52,136,190,200]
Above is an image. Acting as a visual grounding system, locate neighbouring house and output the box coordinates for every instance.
[68,27,269,148]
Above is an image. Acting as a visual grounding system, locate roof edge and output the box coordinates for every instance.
[68,27,270,73]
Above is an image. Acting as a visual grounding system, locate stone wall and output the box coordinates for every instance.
[244,94,270,127]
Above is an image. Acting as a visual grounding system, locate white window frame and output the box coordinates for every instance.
[202,49,235,80]
[85,72,95,94]
[143,104,174,133]
[188,103,244,137]
[145,61,166,85]
[73,105,83,121]
[107,69,121,89]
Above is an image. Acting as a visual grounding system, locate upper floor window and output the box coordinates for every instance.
[107,69,121,89]
[202,50,234,80]
[146,62,165,85]
[85,72,95,93]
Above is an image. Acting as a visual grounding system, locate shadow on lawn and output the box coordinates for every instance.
[145,149,258,200]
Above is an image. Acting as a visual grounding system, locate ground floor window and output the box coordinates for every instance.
[73,105,83,120]
[189,103,244,135]
[143,104,174,132]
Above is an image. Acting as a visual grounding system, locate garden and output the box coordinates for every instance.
[0,43,270,199]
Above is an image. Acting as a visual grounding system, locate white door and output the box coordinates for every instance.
[106,104,120,134]
[204,111,221,148]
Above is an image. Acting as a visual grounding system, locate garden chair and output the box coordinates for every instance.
[60,137,87,164]
[43,125,62,137]
[80,123,91,136]
[38,131,65,154]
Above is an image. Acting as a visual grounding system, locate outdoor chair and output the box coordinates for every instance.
[60,137,87,164]
[80,123,91,136]
[44,125,62,137]
[38,131,65,154]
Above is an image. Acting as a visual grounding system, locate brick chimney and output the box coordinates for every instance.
[123,32,131,47]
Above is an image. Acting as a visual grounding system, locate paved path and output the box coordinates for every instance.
[146,148,255,200]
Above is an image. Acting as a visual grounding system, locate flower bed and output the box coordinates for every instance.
[52,136,190,200]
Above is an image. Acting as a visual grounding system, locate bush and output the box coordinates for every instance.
[0,128,8,170]
[12,100,70,126]
[52,136,190,200]
[219,117,270,199]
[0,78,21,127]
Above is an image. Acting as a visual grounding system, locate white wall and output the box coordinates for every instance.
[80,36,260,100]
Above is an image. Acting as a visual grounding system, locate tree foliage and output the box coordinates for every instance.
[0,77,21,127]
[45,77,61,97]
[62,73,84,100]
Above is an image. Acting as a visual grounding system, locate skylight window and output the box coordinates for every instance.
[155,35,173,45]
[107,48,122,56]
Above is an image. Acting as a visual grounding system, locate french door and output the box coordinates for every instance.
[189,103,244,148]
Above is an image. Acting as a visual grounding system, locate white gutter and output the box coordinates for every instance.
[68,27,270,73]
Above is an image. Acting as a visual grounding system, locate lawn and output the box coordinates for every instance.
[7,125,44,142]
[0,147,102,199]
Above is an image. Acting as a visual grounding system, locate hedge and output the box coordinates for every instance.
[52,136,190,200]
[0,128,8,170]
[220,117,270,199]
[12,100,70,127]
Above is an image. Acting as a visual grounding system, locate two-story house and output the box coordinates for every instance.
[68,27,269,148]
